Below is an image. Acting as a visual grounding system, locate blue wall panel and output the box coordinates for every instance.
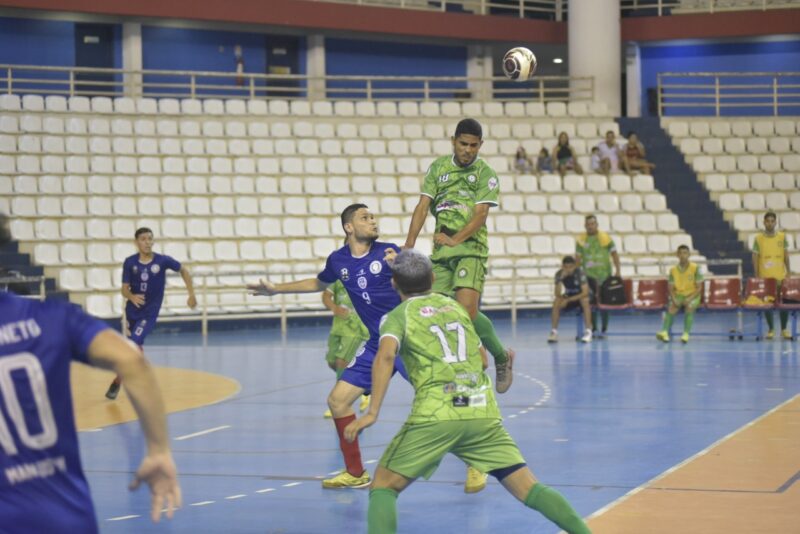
[0,17,75,67]
[640,39,800,116]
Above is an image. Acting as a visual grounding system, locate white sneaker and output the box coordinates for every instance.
[581,329,593,343]
[547,330,558,343]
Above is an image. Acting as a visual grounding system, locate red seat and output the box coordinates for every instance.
[778,278,800,310]
[597,278,633,310]
[742,278,777,310]
[705,278,741,310]
[632,279,668,310]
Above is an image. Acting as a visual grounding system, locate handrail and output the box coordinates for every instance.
[0,275,47,301]
[0,64,594,103]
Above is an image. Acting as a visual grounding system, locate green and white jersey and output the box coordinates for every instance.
[328,281,369,338]
[575,231,617,283]
[379,292,500,424]
[421,155,500,261]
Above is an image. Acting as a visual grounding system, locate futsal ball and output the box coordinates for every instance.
[502,47,537,81]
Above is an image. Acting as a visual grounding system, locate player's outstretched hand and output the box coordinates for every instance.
[433,233,457,247]
[383,247,398,266]
[247,278,277,296]
[129,452,181,523]
[187,294,197,309]
[129,294,145,308]
[344,413,376,443]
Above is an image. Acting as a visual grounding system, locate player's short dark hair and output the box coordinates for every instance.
[135,227,153,239]
[764,211,777,221]
[454,118,483,139]
[562,256,576,265]
[585,214,597,223]
[340,203,368,234]
[677,245,690,252]
[392,249,433,295]
[0,213,10,247]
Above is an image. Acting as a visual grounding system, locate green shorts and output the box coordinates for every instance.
[671,294,701,309]
[431,256,487,295]
[379,419,525,480]
[325,335,366,367]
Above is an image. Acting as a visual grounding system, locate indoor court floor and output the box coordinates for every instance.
[75,312,799,534]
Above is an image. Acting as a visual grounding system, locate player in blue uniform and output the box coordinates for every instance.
[106,227,196,400]
[248,204,407,489]
[0,213,181,532]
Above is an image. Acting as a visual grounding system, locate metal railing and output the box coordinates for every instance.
[308,0,567,18]
[0,275,47,300]
[0,64,594,103]
[657,72,800,116]
[621,0,800,15]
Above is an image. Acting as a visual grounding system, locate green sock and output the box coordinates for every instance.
[601,311,609,332]
[368,488,398,534]
[683,311,695,334]
[591,310,597,331]
[525,483,590,534]
[780,311,789,330]
[473,311,507,364]
[765,311,774,331]
[661,312,674,332]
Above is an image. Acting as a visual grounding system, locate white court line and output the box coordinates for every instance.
[256,488,276,494]
[81,428,103,433]
[283,482,301,487]
[174,425,231,441]
[225,494,246,500]
[586,393,799,522]
[766,388,784,391]
[190,501,215,507]
[328,470,342,475]
[107,515,140,521]
[365,459,378,464]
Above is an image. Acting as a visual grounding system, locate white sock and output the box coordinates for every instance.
[551,329,557,335]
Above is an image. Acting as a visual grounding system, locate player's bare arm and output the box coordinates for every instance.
[611,250,621,277]
[404,195,431,249]
[344,335,398,443]
[323,289,349,318]
[122,282,145,307]
[87,330,181,522]
[248,277,328,296]
[180,266,197,309]
[752,252,760,277]
[434,203,490,247]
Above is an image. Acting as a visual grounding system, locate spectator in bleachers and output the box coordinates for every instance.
[575,215,621,338]
[597,130,629,175]
[551,132,583,177]
[547,256,593,344]
[536,148,553,174]
[752,211,792,340]
[514,146,534,173]
[623,132,655,175]
[589,146,602,173]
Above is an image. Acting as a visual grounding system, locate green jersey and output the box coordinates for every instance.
[379,292,500,424]
[575,231,617,283]
[327,281,369,338]
[422,155,500,261]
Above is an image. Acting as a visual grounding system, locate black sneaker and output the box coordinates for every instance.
[105,381,121,400]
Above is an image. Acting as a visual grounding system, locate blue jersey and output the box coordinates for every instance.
[0,292,109,533]
[122,252,181,320]
[317,241,401,348]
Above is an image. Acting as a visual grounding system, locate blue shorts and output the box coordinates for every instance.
[126,316,156,346]
[340,340,408,394]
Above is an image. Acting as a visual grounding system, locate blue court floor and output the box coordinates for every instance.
[81,312,800,534]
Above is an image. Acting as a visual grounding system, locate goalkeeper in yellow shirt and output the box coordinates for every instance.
[752,211,792,340]
[657,245,703,343]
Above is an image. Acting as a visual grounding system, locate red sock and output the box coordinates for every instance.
[334,415,364,477]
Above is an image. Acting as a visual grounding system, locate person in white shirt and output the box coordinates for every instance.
[596,130,629,175]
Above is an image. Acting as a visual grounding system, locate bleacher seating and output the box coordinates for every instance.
[2,96,700,317]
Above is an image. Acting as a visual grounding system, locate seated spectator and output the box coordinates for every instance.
[514,146,534,173]
[624,132,655,175]
[597,130,629,175]
[548,256,593,344]
[551,132,583,177]
[536,147,553,173]
[589,146,602,173]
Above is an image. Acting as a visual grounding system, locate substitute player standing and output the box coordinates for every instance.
[0,214,181,532]
[752,211,792,340]
[344,249,591,534]
[575,215,621,339]
[106,227,197,400]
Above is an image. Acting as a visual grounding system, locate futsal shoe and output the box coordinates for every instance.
[581,329,593,343]
[782,329,793,340]
[595,330,607,340]
[105,380,121,400]
[359,395,370,412]
[680,333,690,344]
[464,465,488,494]
[495,349,515,393]
[766,330,775,340]
[322,470,370,489]
[547,330,558,343]
[323,408,332,418]
[656,331,670,343]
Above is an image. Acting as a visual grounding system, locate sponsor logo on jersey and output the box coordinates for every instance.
[435,200,467,213]
[151,264,161,274]
[488,176,498,190]
[141,272,149,282]
[443,382,457,394]
[357,276,368,289]
[132,265,138,274]
[438,173,450,183]
[370,260,382,274]
[340,268,349,281]
[458,268,468,278]
[467,174,476,183]
[419,306,436,317]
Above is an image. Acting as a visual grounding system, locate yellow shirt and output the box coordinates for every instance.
[753,231,788,281]
[669,262,702,297]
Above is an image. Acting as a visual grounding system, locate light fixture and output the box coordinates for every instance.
[553,58,563,64]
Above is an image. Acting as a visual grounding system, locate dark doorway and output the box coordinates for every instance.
[265,36,301,98]
[75,23,115,96]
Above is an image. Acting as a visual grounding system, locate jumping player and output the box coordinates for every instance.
[344,249,591,534]
[106,227,196,400]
